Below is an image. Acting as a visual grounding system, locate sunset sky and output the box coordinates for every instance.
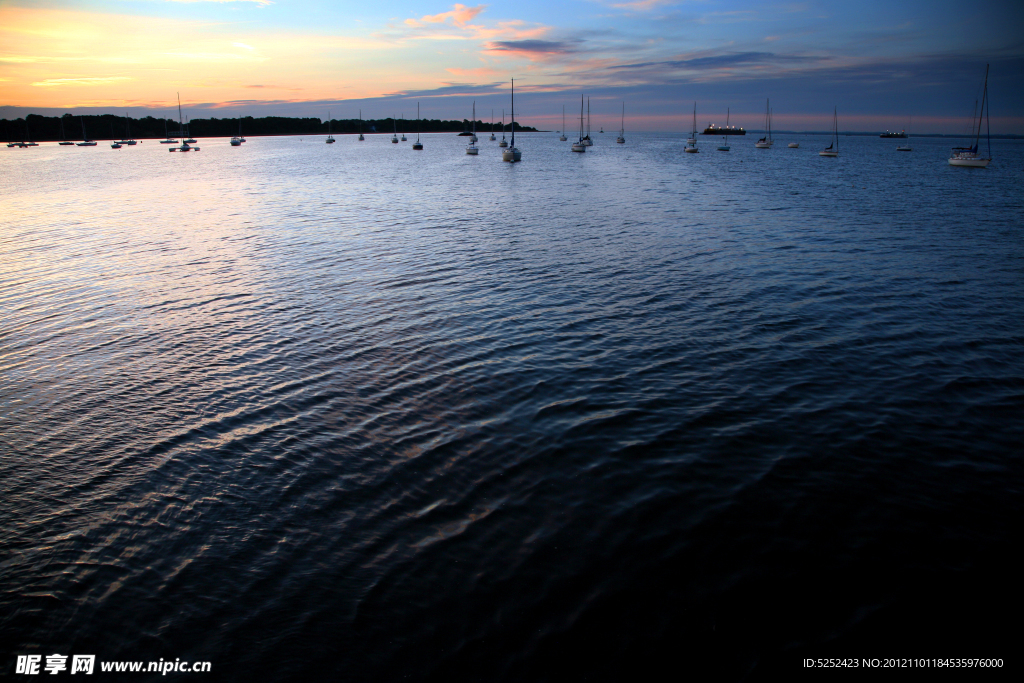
[1,1,1022,132]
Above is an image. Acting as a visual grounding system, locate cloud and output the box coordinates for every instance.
[612,51,826,71]
[445,66,503,78]
[405,4,486,29]
[31,76,134,87]
[486,40,578,55]
[610,0,679,10]
[233,43,255,50]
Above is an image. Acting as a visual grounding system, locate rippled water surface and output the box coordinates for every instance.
[2,133,1023,679]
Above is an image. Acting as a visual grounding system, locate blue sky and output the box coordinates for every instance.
[1,1,1022,132]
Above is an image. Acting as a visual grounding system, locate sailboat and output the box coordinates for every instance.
[110,123,122,148]
[582,98,593,146]
[23,120,38,146]
[325,111,335,143]
[717,108,730,151]
[76,117,97,146]
[412,103,423,150]
[183,117,197,144]
[358,110,364,141]
[159,119,177,144]
[685,102,699,153]
[897,116,912,152]
[466,101,479,154]
[231,118,243,146]
[116,113,137,145]
[489,109,496,141]
[755,99,773,148]
[58,118,74,145]
[571,95,587,153]
[560,105,568,141]
[169,93,199,151]
[616,102,625,144]
[499,109,508,147]
[819,107,838,157]
[401,114,407,141]
[391,116,399,143]
[502,79,522,162]
[949,65,991,167]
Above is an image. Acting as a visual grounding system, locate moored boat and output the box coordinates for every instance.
[755,99,773,148]
[948,65,991,168]
[819,107,838,157]
[502,79,521,162]
[685,102,699,153]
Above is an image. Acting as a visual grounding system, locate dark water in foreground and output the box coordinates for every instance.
[2,133,1022,679]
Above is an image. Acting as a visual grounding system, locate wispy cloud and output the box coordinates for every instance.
[612,50,827,72]
[377,5,547,44]
[486,40,578,56]
[609,0,680,11]
[31,76,134,87]
[445,66,504,78]
[405,4,486,28]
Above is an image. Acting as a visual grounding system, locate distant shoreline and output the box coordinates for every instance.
[0,114,538,143]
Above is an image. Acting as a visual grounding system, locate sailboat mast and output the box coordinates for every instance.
[177,93,184,135]
[510,79,515,147]
[984,64,991,158]
[579,95,584,140]
[977,63,989,154]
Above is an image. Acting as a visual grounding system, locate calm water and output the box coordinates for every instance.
[2,133,1022,679]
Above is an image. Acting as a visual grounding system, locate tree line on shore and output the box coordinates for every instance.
[1,114,538,142]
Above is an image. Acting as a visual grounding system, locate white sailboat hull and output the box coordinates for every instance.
[948,156,989,167]
[502,148,521,162]
[684,146,699,153]
[466,145,478,155]
[571,143,586,152]
[819,150,838,157]
[788,142,799,148]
